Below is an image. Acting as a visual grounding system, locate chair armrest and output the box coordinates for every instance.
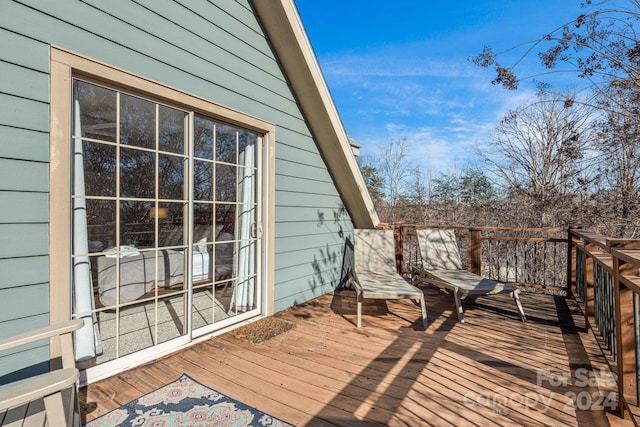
[0,320,83,353]
[0,319,84,369]
[0,368,79,412]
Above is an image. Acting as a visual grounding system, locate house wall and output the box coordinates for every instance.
[0,0,352,384]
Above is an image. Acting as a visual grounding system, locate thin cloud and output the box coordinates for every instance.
[321,47,478,80]
[318,38,551,174]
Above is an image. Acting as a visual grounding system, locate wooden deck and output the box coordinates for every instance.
[82,285,633,426]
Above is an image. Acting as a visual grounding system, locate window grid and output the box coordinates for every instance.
[71,77,261,364]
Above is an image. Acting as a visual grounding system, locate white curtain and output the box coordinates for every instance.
[72,96,100,361]
[233,141,256,312]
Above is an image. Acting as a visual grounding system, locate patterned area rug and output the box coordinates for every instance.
[85,374,295,427]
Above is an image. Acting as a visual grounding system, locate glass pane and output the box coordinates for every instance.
[193,202,215,252]
[216,204,236,241]
[120,147,155,199]
[93,309,116,363]
[238,129,257,157]
[216,164,236,202]
[214,226,235,279]
[192,284,214,329]
[120,93,155,149]
[72,81,263,364]
[81,141,116,197]
[216,124,237,163]
[193,160,213,201]
[113,250,186,304]
[229,228,256,314]
[119,301,156,357]
[157,202,186,248]
[86,199,116,251]
[120,200,153,247]
[156,294,187,344]
[73,80,117,142]
[159,154,185,200]
[238,165,256,201]
[159,105,186,154]
[194,203,215,226]
[194,115,214,160]
[192,283,233,327]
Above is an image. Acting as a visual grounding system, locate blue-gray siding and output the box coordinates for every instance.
[0,0,353,380]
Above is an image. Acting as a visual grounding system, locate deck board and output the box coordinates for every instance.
[82,284,632,426]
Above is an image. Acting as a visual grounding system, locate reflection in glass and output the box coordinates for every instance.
[120,147,155,199]
[216,164,236,202]
[159,154,185,200]
[159,105,186,154]
[216,204,236,240]
[193,203,214,226]
[157,202,186,248]
[73,80,117,142]
[193,160,213,201]
[193,202,215,254]
[71,79,262,367]
[194,115,214,160]
[120,94,155,149]
[238,129,257,156]
[82,141,116,197]
[85,199,116,250]
[120,201,152,247]
[216,125,237,163]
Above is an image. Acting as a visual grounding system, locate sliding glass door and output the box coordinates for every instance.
[70,78,261,369]
[190,116,260,335]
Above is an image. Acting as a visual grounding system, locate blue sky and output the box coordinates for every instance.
[294,1,593,174]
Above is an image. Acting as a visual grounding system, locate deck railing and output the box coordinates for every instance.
[383,224,640,421]
[568,229,640,420]
[389,224,569,294]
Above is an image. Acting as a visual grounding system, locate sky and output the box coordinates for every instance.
[294,0,595,175]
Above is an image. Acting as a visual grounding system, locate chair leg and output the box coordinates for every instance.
[419,296,428,329]
[356,290,363,328]
[512,290,526,322]
[454,289,465,322]
[44,391,67,427]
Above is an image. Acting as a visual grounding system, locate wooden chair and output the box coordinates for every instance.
[0,319,83,427]
[413,229,526,323]
[351,229,427,329]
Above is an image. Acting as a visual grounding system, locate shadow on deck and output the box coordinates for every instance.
[82,285,632,426]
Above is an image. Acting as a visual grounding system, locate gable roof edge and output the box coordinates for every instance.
[252,0,379,229]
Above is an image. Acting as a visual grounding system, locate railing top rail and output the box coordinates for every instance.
[570,229,610,250]
[611,247,640,268]
[607,239,640,250]
[395,224,567,234]
[571,229,640,253]
[480,236,567,243]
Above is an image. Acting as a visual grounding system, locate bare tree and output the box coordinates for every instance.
[470,1,640,236]
[594,82,640,236]
[470,0,640,117]
[377,138,417,224]
[483,92,599,226]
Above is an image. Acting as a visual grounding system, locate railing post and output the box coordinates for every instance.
[469,229,482,276]
[584,241,595,330]
[610,240,640,415]
[394,224,404,275]
[612,252,637,415]
[566,227,578,299]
